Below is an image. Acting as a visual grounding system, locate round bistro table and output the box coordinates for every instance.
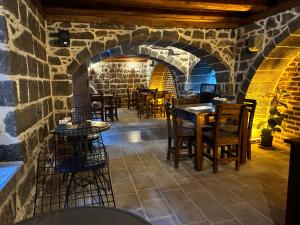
[15,207,152,225]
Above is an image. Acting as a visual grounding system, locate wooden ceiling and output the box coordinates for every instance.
[34,0,299,28]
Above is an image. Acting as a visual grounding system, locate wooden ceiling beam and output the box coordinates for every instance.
[242,0,300,25]
[45,7,240,28]
[41,0,269,13]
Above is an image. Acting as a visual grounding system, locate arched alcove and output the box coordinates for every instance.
[50,26,232,122]
[241,16,300,139]
[187,61,216,94]
[149,64,177,97]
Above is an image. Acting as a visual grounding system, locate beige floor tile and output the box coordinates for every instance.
[150,216,180,225]
[233,187,285,225]
[115,194,141,210]
[143,198,172,219]
[138,188,162,201]
[132,174,156,190]
[163,190,206,224]
[191,222,211,225]
[111,169,130,184]
[212,219,241,225]
[113,181,136,196]
[178,180,204,193]
[129,209,147,219]
[188,191,233,223]
[102,110,288,225]
[217,176,247,190]
[198,179,244,206]
[150,168,179,191]
[127,163,148,175]
[227,203,273,225]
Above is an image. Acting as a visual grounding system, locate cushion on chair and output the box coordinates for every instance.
[203,130,239,144]
[181,120,194,129]
[220,125,238,134]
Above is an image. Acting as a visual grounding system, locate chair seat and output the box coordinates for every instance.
[57,153,106,173]
[220,125,238,134]
[168,127,195,138]
[181,120,212,132]
[181,120,194,129]
[203,130,239,145]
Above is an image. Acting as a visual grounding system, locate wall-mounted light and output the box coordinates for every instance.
[248,34,264,52]
[58,30,70,47]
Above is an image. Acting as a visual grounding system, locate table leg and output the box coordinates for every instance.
[195,115,205,171]
[241,109,248,164]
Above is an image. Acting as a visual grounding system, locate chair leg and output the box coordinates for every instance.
[174,140,180,168]
[236,144,241,171]
[247,140,251,160]
[114,108,118,120]
[188,140,193,158]
[167,137,172,160]
[213,146,218,173]
[221,146,225,159]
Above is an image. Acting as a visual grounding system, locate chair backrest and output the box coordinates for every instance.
[213,104,246,144]
[112,92,121,107]
[244,99,257,138]
[90,94,104,107]
[172,107,196,138]
[200,83,216,93]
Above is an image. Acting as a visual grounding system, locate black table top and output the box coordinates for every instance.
[177,103,215,115]
[15,207,152,225]
[52,121,110,135]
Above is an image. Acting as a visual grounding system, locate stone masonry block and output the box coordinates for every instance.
[0,80,17,106]
[52,81,72,96]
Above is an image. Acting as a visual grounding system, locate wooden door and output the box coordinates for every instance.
[72,63,90,107]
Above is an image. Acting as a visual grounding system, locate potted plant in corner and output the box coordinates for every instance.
[259,86,288,148]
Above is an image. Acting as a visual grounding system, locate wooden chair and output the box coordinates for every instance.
[90,94,104,121]
[244,99,257,160]
[137,92,148,118]
[104,95,118,121]
[165,103,196,168]
[127,89,135,109]
[150,91,166,118]
[202,104,247,173]
[220,99,256,163]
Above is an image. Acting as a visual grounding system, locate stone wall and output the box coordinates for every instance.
[274,55,300,146]
[0,0,52,224]
[46,22,235,122]
[235,7,300,137]
[88,61,153,107]
[235,7,300,99]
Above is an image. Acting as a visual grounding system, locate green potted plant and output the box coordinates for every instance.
[258,87,288,147]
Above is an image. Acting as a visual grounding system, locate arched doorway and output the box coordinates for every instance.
[242,22,300,143]
[149,64,177,97]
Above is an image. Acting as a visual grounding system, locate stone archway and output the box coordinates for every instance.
[48,24,233,121]
[67,39,232,93]
[239,16,300,138]
[88,47,187,96]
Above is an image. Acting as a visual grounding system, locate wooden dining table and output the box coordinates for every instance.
[176,103,248,171]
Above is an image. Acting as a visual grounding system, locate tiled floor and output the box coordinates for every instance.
[102,109,289,225]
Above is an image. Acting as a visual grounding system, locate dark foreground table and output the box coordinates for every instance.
[15,207,152,225]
